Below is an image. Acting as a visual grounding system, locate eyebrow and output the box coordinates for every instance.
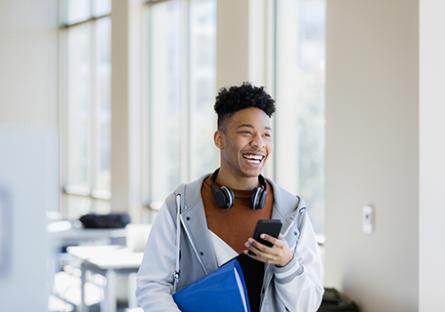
[236,124,272,131]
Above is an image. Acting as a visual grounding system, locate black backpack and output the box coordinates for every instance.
[79,213,131,229]
[317,288,360,312]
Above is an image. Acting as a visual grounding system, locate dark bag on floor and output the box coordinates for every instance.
[79,213,131,229]
[317,288,360,312]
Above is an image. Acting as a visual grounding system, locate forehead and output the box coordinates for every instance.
[225,107,271,129]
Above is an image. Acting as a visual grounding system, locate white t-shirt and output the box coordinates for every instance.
[208,229,238,266]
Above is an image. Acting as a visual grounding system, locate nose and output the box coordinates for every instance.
[250,133,265,149]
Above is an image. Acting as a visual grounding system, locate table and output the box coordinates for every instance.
[48,221,127,247]
[67,245,143,312]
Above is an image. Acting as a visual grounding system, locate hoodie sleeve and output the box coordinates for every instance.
[271,207,324,312]
[136,200,181,312]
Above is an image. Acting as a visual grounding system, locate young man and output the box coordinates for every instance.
[136,83,323,311]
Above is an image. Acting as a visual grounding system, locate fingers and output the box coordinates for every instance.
[244,238,280,262]
[260,234,284,247]
[244,249,276,263]
[244,236,292,266]
[247,238,275,254]
[244,243,276,263]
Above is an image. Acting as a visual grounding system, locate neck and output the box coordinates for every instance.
[216,166,259,191]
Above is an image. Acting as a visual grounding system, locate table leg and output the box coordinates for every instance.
[128,273,137,308]
[80,262,87,312]
[102,270,117,312]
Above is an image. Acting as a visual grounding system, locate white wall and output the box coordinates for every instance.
[324,1,419,311]
[216,0,250,89]
[111,0,131,215]
[0,0,58,310]
[0,0,57,129]
[110,0,144,221]
[419,0,445,310]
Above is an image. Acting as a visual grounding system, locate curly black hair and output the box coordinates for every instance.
[214,82,276,129]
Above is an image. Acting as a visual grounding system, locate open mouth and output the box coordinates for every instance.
[241,153,265,164]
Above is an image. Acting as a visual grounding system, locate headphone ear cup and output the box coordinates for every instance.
[211,184,228,208]
[251,187,267,210]
[210,169,235,209]
[258,189,267,210]
[220,186,234,209]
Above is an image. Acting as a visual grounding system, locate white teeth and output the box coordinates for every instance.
[243,154,264,161]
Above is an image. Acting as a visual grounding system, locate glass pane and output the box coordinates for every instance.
[296,0,325,234]
[64,195,91,219]
[64,0,91,24]
[66,24,92,189]
[92,199,111,214]
[189,0,217,180]
[93,0,111,16]
[63,196,110,218]
[146,1,181,203]
[276,0,325,233]
[94,17,111,194]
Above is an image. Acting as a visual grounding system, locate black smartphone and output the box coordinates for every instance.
[250,219,282,251]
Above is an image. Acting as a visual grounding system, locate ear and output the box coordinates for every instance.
[214,130,224,150]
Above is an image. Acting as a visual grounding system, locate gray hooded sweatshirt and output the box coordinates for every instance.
[136,174,323,311]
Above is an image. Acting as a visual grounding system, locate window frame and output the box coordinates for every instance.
[141,0,217,211]
[59,0,112,217]
[271,0,326,235]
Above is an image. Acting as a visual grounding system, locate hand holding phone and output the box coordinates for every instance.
[248,219,282,255]
[246,219,294,266]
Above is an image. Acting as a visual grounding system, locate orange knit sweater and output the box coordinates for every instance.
[201,176,274,254]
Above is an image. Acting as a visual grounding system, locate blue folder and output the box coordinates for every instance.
[173,258,251,312]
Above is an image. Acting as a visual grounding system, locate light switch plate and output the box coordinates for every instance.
[362,205,374,234]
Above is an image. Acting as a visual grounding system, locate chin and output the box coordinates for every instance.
[240,167,264,178]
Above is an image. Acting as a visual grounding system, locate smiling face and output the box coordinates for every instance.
[214,107,273,181]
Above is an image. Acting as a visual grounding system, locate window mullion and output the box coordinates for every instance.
[186,0,191,183]
[179,0,191,183]
[270,0,278,181]
[145,7,154,204]
[90,20,98,210]
[59,28,69,217]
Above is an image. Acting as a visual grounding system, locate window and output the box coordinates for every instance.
[274,0,326,234]
[143,0,217,207]
[59,0,111,218]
